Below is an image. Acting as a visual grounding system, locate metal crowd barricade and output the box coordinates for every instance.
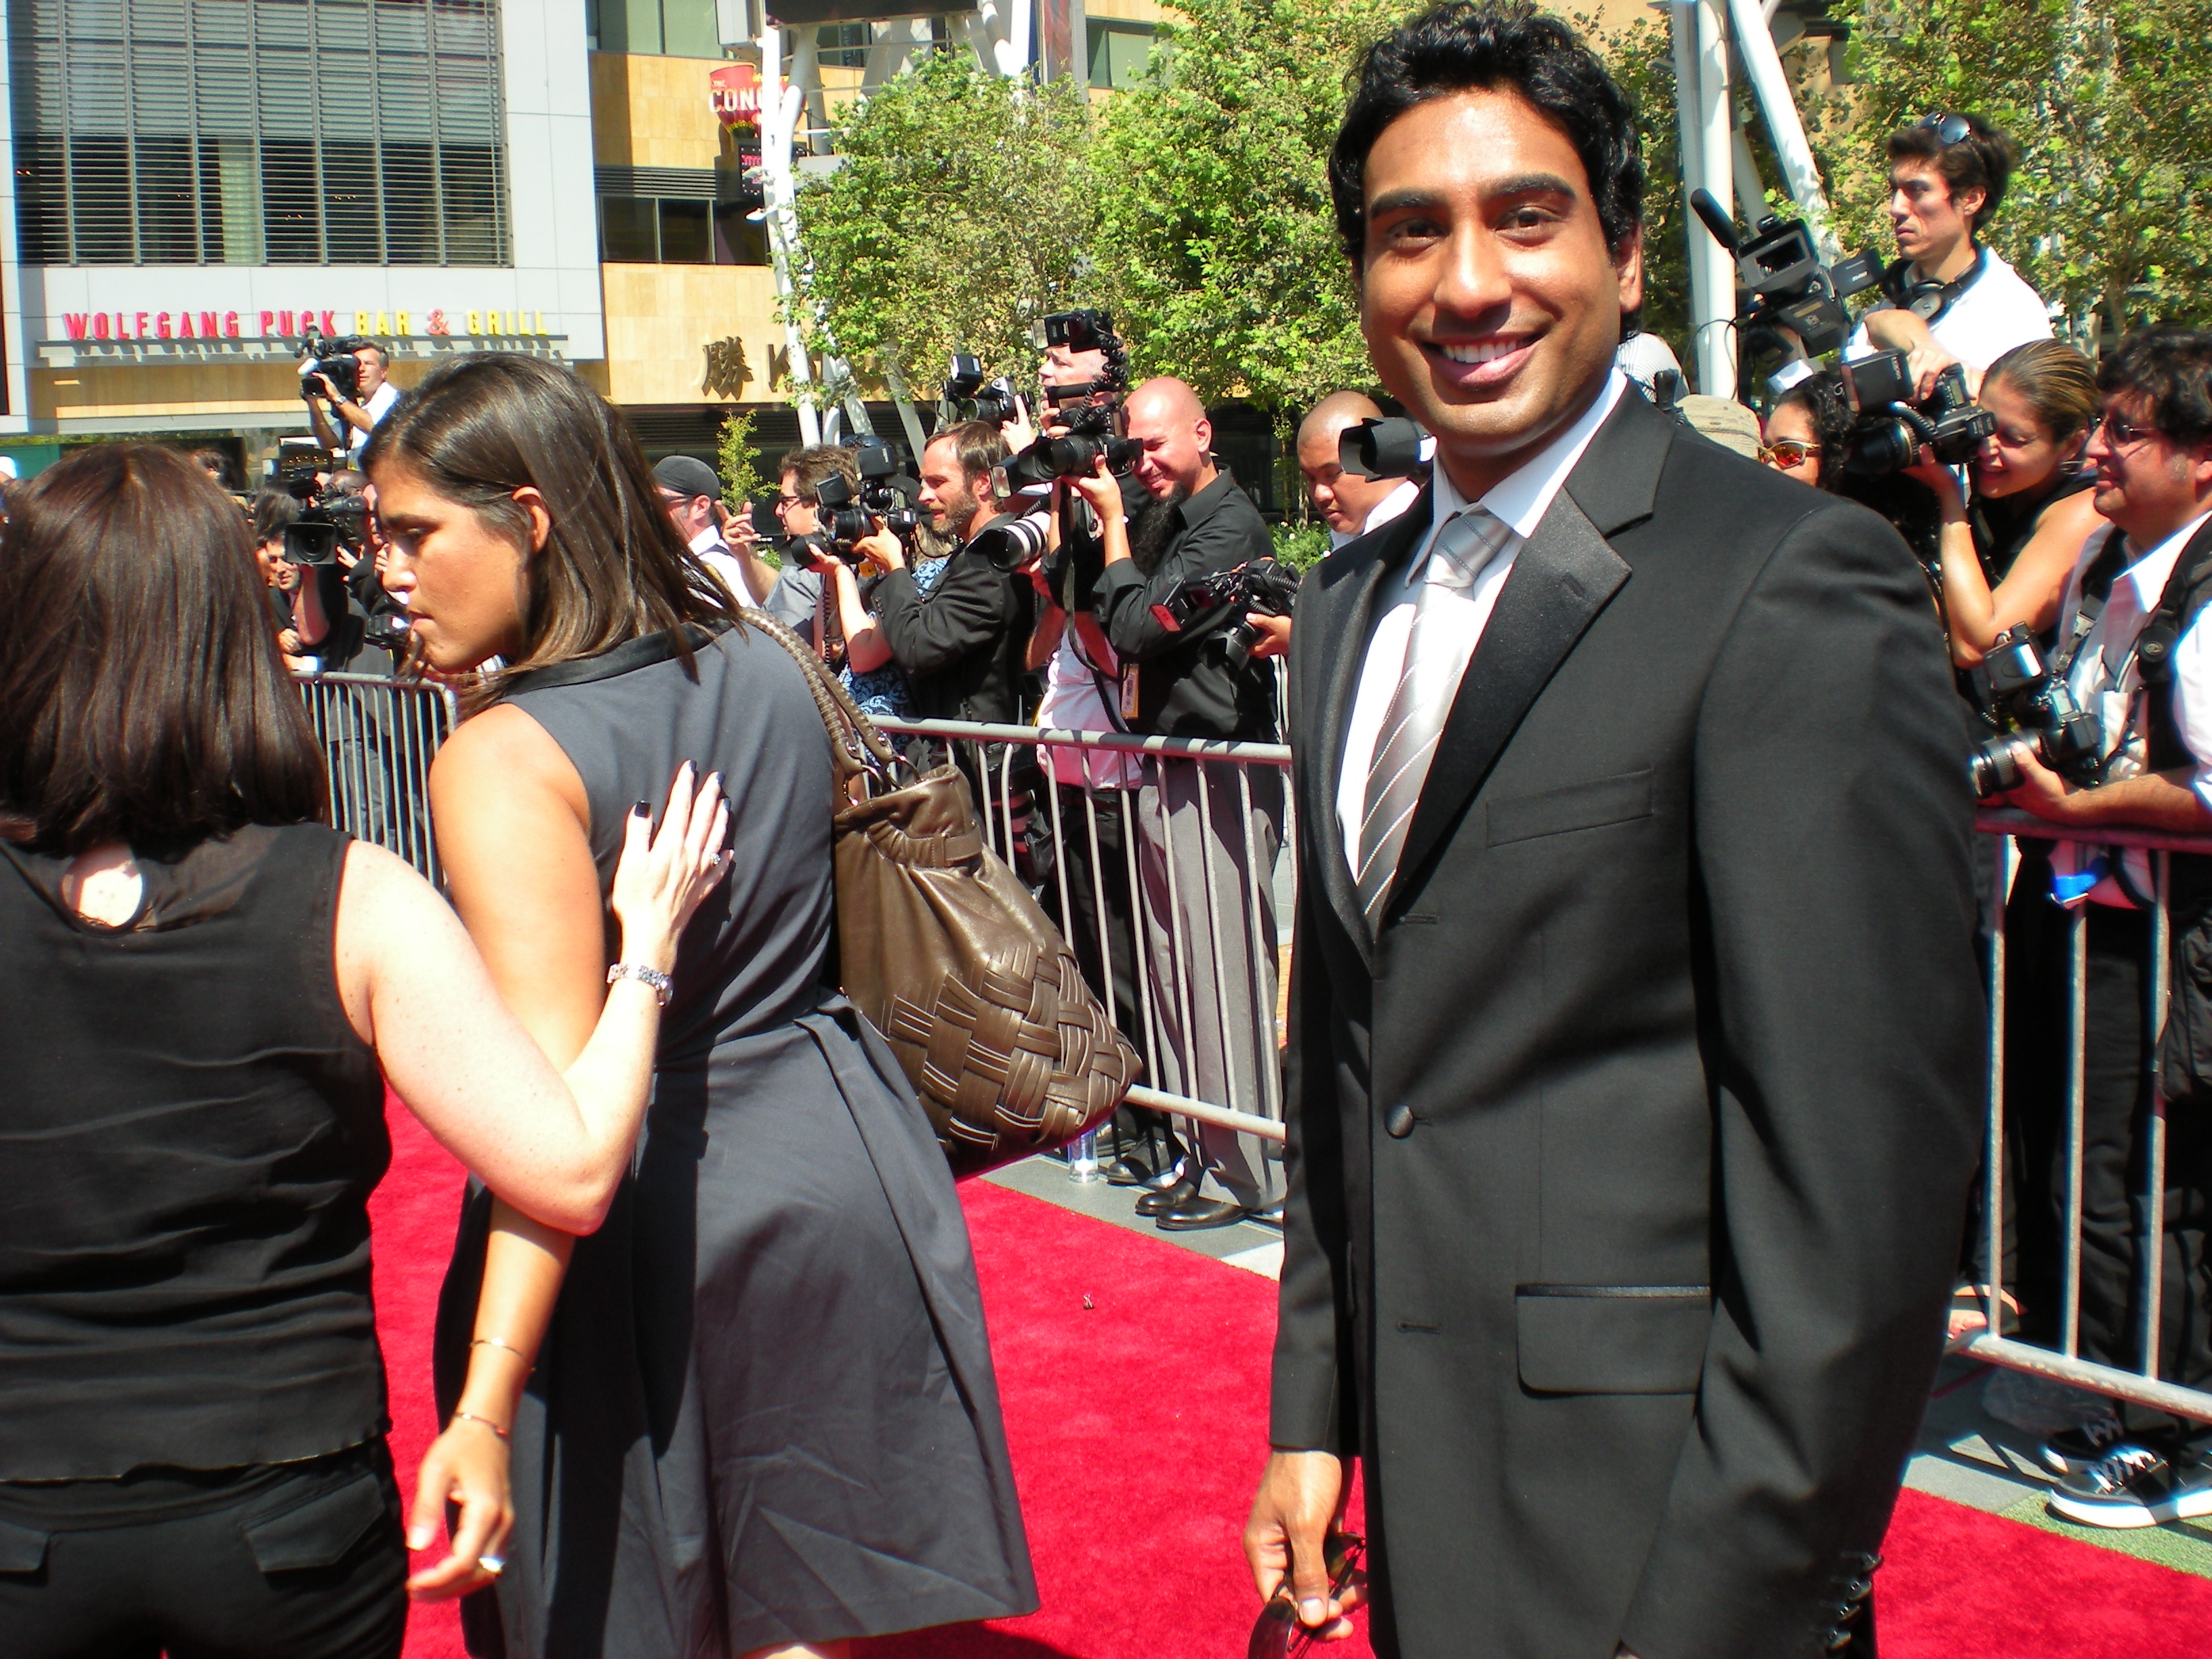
[876,716,1293,1153]
[1966,808,2212,1426]
[295,672,459,886]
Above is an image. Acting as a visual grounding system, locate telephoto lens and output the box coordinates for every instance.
[971,510,1052,573]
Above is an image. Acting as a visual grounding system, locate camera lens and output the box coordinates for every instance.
[1971,733,2034,799]
[972,510,1050,573]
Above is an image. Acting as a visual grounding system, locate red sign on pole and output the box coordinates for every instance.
[710,63,762,130]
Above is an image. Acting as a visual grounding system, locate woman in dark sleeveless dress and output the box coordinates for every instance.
[0,444,731,1658]
[374,356,1035,1659]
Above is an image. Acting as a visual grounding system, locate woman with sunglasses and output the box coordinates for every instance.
[370,356,1034,1659]
[1762,373,1946,579]
[1906,340,2104,665]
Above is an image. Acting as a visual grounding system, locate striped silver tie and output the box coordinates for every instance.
[1355,507,1513,929]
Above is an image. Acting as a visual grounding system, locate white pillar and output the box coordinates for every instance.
[1687,0,1738,398]
[1726,0,1843,262]
[758,22,821,447]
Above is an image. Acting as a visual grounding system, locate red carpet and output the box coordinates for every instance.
[371,1094,2212,1659]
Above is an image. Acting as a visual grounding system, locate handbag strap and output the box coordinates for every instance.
[738,605,907,791]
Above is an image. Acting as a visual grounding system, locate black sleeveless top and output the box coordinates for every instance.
[0,823,390,1479]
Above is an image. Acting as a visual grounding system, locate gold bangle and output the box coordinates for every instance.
[450,1410,509,1441]
[470,1336,530,1366]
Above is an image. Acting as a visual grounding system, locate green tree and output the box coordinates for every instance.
[1576,12,1690,363]
[715,408,768,511]
[1089,0,1404,416]
[789,52,1100,390]
[1809,0,2212,342]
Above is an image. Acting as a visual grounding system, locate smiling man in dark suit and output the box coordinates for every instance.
[1240,7,1983,1658]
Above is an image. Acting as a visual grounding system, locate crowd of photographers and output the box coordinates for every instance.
[194,100,2212,1524]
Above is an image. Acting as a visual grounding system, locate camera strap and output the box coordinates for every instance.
[1881,247,1987,324]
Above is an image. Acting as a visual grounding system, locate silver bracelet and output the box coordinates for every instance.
[607,961,673,1006]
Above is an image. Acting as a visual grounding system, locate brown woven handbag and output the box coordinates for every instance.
[746,609,1141,1176]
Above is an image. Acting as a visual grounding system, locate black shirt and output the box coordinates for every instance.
[0,824,389,1479]
[872,542,1030,724]
[1093,468,1278,740]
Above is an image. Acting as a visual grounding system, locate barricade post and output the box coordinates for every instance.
[294,672,460,887]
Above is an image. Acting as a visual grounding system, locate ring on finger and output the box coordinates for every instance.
[476,1555,506,1576]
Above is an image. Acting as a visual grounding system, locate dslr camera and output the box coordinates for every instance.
[1839,348,1998,476]
[971,508,1052,574]
[299,331,372,404]
[1338,416,1427,480]
[280,453,369,568]
[795,439,922,567]
[1970,624,2103,798]
[945,354,1021,426]
[1147,557,1303,668]
[996,402,1143,495]
[1689,188,1884,361]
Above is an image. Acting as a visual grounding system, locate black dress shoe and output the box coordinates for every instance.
[1103,1155,1156,1187]
[1136,1156,1190,1193]
[1155,1194,1250,1231]
[1134,1174,1198,1216]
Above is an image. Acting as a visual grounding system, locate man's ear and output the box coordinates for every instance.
[510,485,554,554]
[1614,225,1645,319]
[1954,185,1987,235]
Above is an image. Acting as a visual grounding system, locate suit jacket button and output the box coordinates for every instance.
[1384,1103,1415,1139]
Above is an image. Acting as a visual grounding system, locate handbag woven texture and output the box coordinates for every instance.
[747,609,1140,1176]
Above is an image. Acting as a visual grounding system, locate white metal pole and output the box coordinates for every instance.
[1725,0,1843,262]
[758,22,821,446]
[1692,0,1738,398]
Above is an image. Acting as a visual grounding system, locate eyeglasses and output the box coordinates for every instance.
[1919,110,1972,147]
[774,493,807,510]
[1759,441,1822,470]
[1248,1532,1365,1659]
[2092,410,2159,451]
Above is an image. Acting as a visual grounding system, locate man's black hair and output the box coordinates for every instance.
[2099,329,2212,447]
[1886,113,2015,236]
[1328,1,1644,272]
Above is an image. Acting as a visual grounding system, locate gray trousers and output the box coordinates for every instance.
[1134,758,1285,1209]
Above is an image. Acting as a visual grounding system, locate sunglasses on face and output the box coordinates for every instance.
[1759,441,1822,470]
[2093,411,2158,450]
[1919,110,1972,147]
[1248,1532,1365,1659]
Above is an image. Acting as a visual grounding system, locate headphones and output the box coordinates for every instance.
[1882,245,1988,324]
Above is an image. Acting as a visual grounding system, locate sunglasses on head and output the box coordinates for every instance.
[1759,441,1822,470]
[1248,1532,1365,1659]
[1919,110,1972,147]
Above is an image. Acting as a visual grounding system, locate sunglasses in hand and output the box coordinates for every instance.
[1248,1532,1366,1659]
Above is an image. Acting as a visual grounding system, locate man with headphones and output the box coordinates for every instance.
[1845,111,2052,398]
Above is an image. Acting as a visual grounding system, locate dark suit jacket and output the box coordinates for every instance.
[872,544,1027,724]
[1272,390,1981,1659]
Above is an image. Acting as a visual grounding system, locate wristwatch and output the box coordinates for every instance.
[606,962,673,1005]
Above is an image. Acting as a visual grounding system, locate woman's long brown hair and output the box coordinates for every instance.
[362,354,740,705]
[0,443,327,854]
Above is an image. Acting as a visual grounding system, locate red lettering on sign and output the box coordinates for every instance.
[320,311,336,335]
[260,310,274,337]
[180,312,195,339]
[278,310,295,335]
[157,312,173,338]
[64,314,88,340]
[226,312,241,338]
[93,314,110,340]
[134,312,148,337]
[200,312,220,337]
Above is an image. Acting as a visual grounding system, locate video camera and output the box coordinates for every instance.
[1838,348,1996,476]
[1970,624,2104,798]
[1147,557,1303,668]
[945,354,1022,426]
[1689,188,1884,361]
[277,449,369,567]
[299,331,373,405]
[1338,417,1428,480]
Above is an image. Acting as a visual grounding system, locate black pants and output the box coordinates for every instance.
[2007,879,2212,1454]
[0,1441,406,1659]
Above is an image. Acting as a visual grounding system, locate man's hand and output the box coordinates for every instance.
[1071,457,1125,525]
[1246,612,1293,658]
[1244,1450,1359,1640]
[1998,747,2084,823]
[856,517,905,572]
[1000,394,1038,457]
[1861,308,1969,402]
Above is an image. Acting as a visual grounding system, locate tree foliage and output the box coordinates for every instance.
[715,408,768,511]
[1576,11,1689,361]
[789,53,1099,386]
[1088,0,1406,412]
[1808,0,2212,341]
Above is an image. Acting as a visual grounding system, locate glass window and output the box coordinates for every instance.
[7,0,508,266]
[600,196,659,262]
[817,22,869,68]
[1087,20,1159,90]
[713,202,766,265]
[657,198,712,263]
[660,0,720,59]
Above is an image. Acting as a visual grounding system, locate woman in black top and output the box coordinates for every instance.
[375,356,1034,1659]
[1908,338,2106,664]
[0,444,731,1659]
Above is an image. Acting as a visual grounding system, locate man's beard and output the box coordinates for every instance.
[1129,484,1189,576]
[937,482,981,540]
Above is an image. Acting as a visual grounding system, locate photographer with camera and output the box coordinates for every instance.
[1296,391,1422,550]
[250,491,310,673]
[1991,329,2212,1529]
[772,444,914,717]
[1092,375,1283,1230]
[304,340,399,466]
[1845,112,2051,397]
[761,445,850,632]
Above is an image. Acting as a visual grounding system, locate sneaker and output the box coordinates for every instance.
[2048,1447,2212,1529]
[2039,1413,2132,1476]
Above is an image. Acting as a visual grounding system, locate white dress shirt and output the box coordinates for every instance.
[1327,476,1423,550]
[344,380,401,464]
[689,524,759,606]
[1844,247,2053,373]
[2049,508,2212,906]
[1337,370,1626,874]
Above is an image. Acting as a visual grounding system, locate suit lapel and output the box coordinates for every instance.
[1305,495,1432,972]
[1383,396,1675,919]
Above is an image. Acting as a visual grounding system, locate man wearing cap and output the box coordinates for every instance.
[654,453,773,607]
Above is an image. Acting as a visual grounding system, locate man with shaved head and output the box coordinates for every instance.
[1297,391,1422,548]
[1092,375,1284,1231]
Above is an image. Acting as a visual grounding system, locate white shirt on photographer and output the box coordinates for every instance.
[1845,246,2052,373]
[344,381,401,463]
[2048,510,2212,906]
[1038,626,1143,792]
